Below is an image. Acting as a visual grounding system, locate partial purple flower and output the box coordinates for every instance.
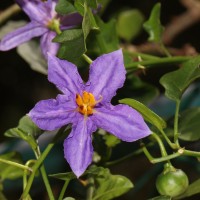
[0,0,81,59]
[28,49,151,177]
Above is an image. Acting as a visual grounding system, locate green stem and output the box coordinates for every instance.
[126,56,190,69]
[174,101,181,147]
[151,133,168,157]
[0,158,32,172]
[105,142,154,166]
[183,149,200,157]
[82,54,93,64]
[142,144,154,161]
[41,165,55,200]
[34,147,55,200]
[160,129,178,149]
[160,42,171,57]
[23,160,36,190]
[128,52,161,60]
[142,145,182,164]
[58,180,70,200]
[86,177,95,200]
[21,128,66,199]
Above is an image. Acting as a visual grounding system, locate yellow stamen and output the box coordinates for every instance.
[76,91,97,116]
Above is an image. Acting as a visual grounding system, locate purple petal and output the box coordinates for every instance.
[0,21,48,51]
[40,31,59,60]
[28,95,77,131]
[92,104,151,142]
[16,0,52,24]
[86,49,126,103]
[48,54,84,96]
[64,118,96,177]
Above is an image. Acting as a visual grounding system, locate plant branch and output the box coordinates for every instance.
[126,56,190,69]
[0,158,32,172]
[0,4,21,25]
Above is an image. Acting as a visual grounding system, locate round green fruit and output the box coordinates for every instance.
[156,169,189,197]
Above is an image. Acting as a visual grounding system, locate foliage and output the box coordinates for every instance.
[0,0,200,200]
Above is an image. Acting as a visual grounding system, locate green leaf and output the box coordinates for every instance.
[143,3,164,43]
[87,16,119,55]
[53,29,83,43]
[160,56,200,102]
[178,107,200,141]
[94,17,119,53]
[74,0,84,16]
[63,198,75,200]
[0,152,23,181]
[119,98,166,131]
[56,0,76,15]
[75,0,98,15]
[117,9,145,42]
[4,115,43,149]
[103,134,121,147]
[86,0,98,9]
[82,2,99,40]
[56,29,86,63]
[148,196,171,200]
[49,172,76,181]
[175,179,200,199]
[89,166,133,200]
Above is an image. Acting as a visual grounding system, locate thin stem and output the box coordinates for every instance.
[58,180,70,200]
[82,54,93,64]
[41,165,55,200]
[0,158,32,172]
[174,101,181,147]
[160,129,178,149]
[23,160,36,190]
[151,133,168,157]
[86,177,95,200]
[34,146,55,200]
[126,56,190,69]
[142,145,182,164]
[105,142,154,167]
[160,42,172,57]
[131,52,161,60]
[183,149,200,157]
[0,4,21,25]
[21,128,66,199]
[142,144,154,161]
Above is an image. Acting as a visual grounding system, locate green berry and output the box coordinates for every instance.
[156,168,189,197]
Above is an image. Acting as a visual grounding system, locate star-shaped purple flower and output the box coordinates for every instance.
[0,0,81,59]
[28,50,151,177]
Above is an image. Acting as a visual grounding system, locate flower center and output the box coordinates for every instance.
[47,18,61,34]
[76,91,97,116]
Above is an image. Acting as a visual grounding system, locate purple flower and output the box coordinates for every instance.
[0,0,81,59]
[28,50,151,177]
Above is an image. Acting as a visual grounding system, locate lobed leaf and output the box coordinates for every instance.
[90,166,133,200]
[160,56,200,102]
[143,3,164,43]
[4,115,43,149]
